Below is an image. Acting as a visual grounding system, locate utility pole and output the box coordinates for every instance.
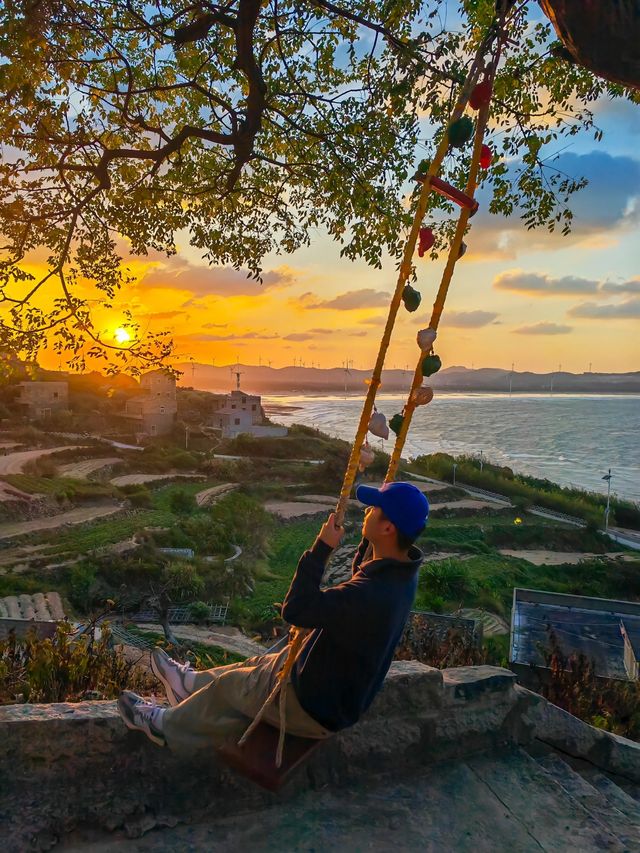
[185,423,190,450]
[452,462,458,486]
[603,469,612,531]
[589,362,592,373]
[479,450,484,472]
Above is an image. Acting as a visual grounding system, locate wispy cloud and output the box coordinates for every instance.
[600,278,640,295]
[141,310,183,321]
[296,289,391,310]
[139,257,296,297]
[283,333,314,341]
[494,270,599,296]
[178,330,280,341]
[568,299,640,319]
[513,322,573,335]
[443,310,500,328]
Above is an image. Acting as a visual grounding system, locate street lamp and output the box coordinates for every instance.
[602,469,612,531]
[452,462,458,486]
[479,450,484,473]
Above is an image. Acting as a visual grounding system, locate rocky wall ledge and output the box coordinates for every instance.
[1,663,639,852]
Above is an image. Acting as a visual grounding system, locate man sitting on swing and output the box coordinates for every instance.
[118,482,428,750]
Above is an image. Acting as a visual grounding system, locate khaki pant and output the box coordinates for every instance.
[163,647,332,753]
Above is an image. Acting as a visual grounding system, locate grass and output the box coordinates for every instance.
[149,480,218,512]
[30,509,175,557]
[410,452,640,529]
[229,516,324,627]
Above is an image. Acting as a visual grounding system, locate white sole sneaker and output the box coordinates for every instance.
[150,647,189,707]
[118,692,166,746]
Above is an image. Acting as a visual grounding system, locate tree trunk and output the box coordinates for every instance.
[540,0,640,90]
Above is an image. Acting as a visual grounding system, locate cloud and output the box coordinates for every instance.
[468,151,640,259]
[143,310,183,321]
[513,322,573,335]
[347,330,368,337]
[202,322,228,329]
[179,330,280,341]
[308,328,335,334]
[300,289,391,310]
[283,333,314,342]
[600,278,640,295]
[139,257,296,297]
[443,310,500,328]
[568,299,640,319]
[494,270,599,296]
[181,297,211,310]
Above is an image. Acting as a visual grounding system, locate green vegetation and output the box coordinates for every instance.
[0,621,156,705]
[28,509,175,557]
[4,474,117,506]
[411,453,640,530]
[414,552,640,617]
[229,516,328,630]
[540,630,640,742]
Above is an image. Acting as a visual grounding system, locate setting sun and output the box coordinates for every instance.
[114,327,132,344]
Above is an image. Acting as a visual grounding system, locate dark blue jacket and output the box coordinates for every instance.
[281,537,422,732]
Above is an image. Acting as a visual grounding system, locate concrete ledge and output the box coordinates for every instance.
[515,684,640,784]
[2,662,632,851]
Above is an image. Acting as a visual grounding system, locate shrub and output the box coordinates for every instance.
[0,620,157,705]
[169,489,197,515]
[420,559,477,601]
[127,487,152,508]
[539,629,640,742]
[189,601,212,624]
[23,456,59,479]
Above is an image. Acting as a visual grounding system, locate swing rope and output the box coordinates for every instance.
[385,35,506,485]
[238,13,510,769]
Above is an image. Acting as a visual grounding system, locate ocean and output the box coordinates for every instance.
[264,393,640,504]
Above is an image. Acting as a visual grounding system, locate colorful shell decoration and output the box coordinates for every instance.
[416,328,437,352]
[412,386,434,406]
[368,411,390,440]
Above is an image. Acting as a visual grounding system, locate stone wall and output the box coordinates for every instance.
[2,662,639,852]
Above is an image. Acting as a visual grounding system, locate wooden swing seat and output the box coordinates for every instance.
[217,722,324,792]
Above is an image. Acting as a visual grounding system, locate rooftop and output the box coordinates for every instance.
[511,589,640,680]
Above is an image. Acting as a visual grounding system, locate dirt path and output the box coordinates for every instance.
[133,623,265,658]
[264,500,332,519]
[0,503,121,541]
[498,549,636,566]
[0,481,33,503]
[0,445,84,475]
[195,483,238,507]
[59,457,121,479]
[110,472,205,487]
[431,498,500,512]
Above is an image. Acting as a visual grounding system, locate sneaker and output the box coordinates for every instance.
[118,691,166,746]
[150,647,194,706]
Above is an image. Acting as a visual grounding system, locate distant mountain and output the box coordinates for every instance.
[176,363,640,395]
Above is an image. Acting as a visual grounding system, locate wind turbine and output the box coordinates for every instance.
[342,359,352,396]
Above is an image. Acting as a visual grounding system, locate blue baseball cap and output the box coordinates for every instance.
[356,481,429,538]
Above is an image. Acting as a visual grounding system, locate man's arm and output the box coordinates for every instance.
[283,512,361,631]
